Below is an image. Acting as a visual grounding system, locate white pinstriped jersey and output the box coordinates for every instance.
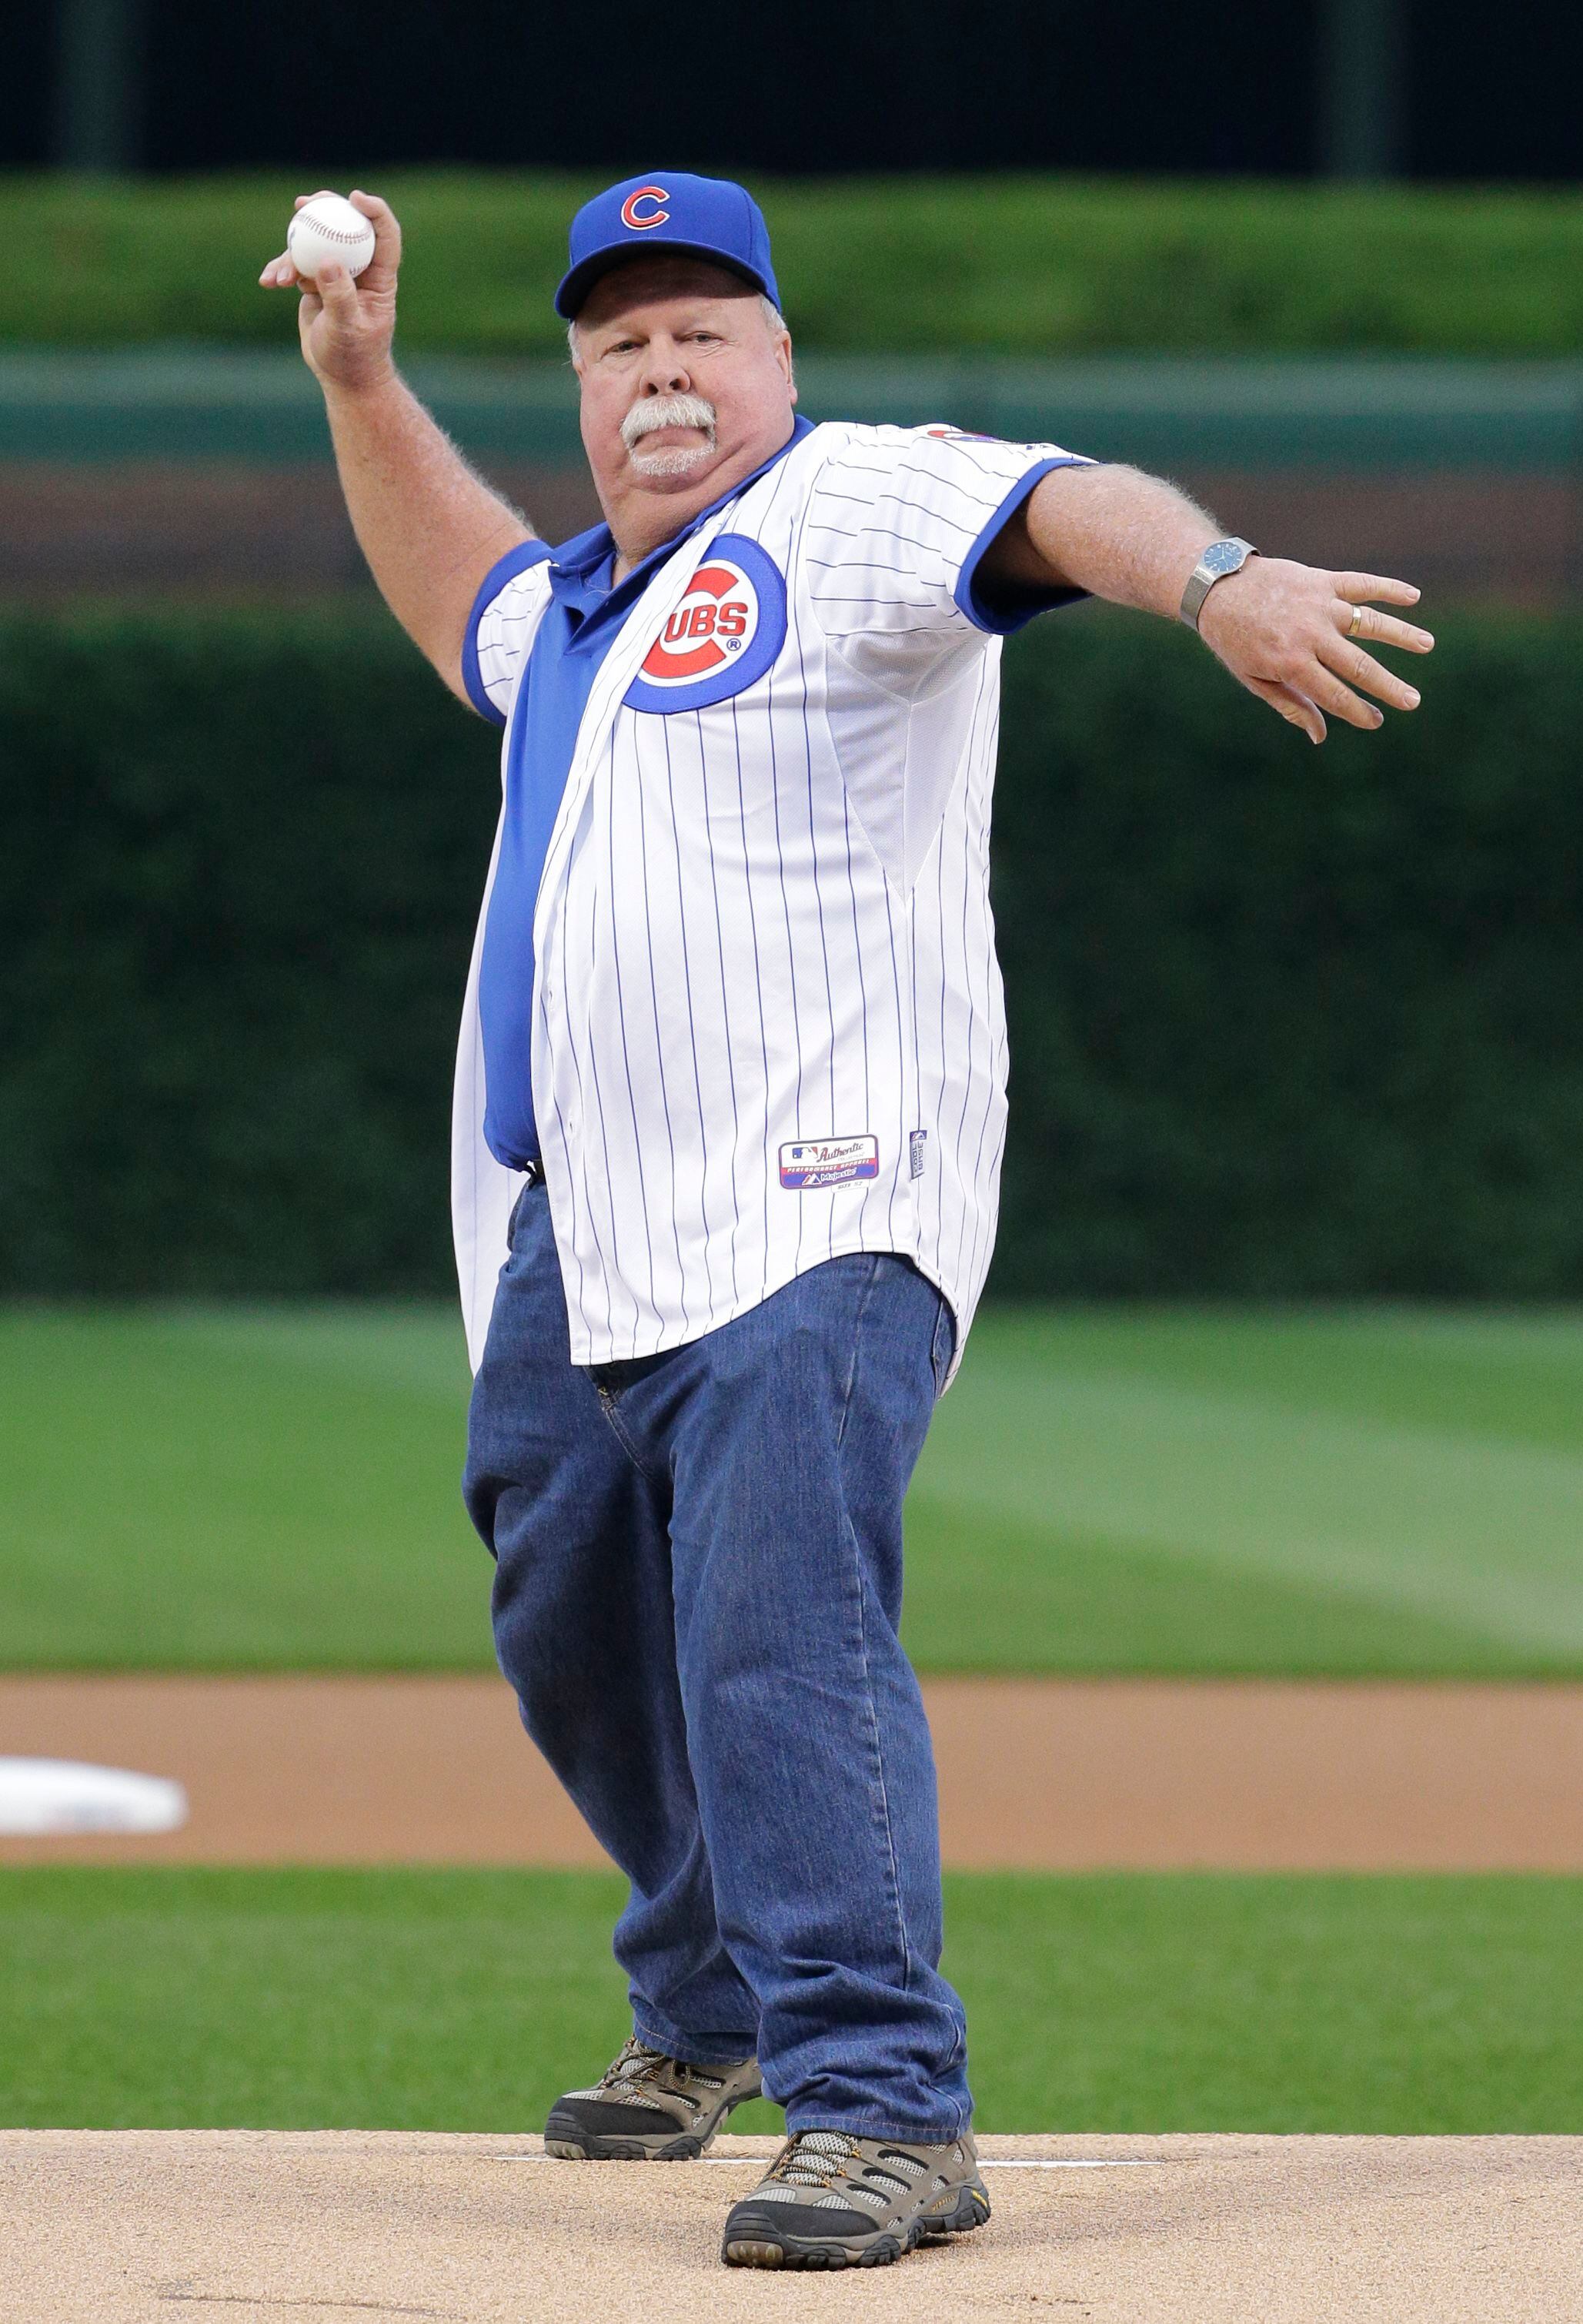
[452,420,1091,1379]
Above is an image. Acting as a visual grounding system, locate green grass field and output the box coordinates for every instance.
[5,1312,1578,2138]
[2,1868,1578,2135]
[3,1302,1581,1676]
[7,172,1583,355]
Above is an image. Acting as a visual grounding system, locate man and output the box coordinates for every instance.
[262,172,1431,2271]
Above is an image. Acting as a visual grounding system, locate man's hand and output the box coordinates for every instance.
[994,464,1434,744]
[259,189,400,396]
[257,188,530,701]
[1197,558,1434,745]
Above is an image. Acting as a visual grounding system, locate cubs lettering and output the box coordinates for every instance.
[643,565,751,679]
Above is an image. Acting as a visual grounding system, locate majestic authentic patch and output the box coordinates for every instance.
[624,534,787,714]
[779,1136,880,1190]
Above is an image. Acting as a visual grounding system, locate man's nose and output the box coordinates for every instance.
[640,340,693,395]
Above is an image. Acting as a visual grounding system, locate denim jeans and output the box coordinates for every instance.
[463,1181,971,2142]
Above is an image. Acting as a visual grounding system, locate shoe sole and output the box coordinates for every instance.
[722,2182,990,2269]
[543,2094,756,2163]
[544,2129,705,2161]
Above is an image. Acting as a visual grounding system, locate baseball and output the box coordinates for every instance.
[286,193,377,280]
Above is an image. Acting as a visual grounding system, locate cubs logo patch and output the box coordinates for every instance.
[624,534,787,714]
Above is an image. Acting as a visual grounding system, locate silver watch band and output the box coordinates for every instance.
[1179,538,1258,630]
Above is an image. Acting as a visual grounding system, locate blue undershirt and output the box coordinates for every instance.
[467,535,615,1172]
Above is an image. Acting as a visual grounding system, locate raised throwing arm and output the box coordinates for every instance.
[982,461,1434,744]
[260,191,531,703]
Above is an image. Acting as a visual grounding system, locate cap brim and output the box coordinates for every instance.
[556,242,773,319]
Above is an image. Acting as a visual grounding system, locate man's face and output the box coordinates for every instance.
[571,258,797,549]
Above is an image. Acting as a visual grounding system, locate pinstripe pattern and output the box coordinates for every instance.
[453,423,1090,1380]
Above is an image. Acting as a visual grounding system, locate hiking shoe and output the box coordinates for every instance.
[721,2127,990,2268]
[544,2035,761,2161]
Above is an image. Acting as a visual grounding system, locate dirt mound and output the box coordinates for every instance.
[4,2129,1578,2322]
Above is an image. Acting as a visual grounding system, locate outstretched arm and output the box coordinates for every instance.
[981,461,1434,744]
[260,191,531,704]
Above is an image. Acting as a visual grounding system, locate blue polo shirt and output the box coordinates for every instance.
[462,419,814,1172]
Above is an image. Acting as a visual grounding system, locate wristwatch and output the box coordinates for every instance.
[1179,537,1259,630]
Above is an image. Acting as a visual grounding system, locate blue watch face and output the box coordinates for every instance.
[1203,540,1248,577]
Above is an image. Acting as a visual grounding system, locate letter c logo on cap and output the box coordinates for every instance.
[620,186,670,231]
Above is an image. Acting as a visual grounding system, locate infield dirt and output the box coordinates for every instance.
[3,1672,1582,1868]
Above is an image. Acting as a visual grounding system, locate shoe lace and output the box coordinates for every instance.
[766,2129,863,2191]
[597,2036,677,2093]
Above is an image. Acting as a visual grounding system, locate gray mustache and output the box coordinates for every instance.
[621,394,717,452]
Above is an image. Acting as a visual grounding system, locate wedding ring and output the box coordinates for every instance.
[1348,605,1366,640]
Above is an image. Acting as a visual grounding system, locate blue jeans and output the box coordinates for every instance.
[463,1182,970,2142]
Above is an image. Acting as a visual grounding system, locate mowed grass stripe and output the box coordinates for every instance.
[3,1304,1582,1675]
[0,1307,486,1669]
[899,1510,1521,1677]
[919,1357,1583,1654]
[2,1867,1578,2135]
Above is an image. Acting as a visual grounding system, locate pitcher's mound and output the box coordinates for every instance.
[3,2129,1578,2321]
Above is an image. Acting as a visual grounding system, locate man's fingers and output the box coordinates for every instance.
[1332,571,1422,607]
[292,189,338,211]
[1209,559,1429,741]
[1244,674,1327,744]
[348,188,402,287]
[310,260,361,320]
[1302,661,1385,731]
[1331,601,1435,656]
[1317,635,1423,712]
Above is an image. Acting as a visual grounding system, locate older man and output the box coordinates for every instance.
[262,172,1431,2271]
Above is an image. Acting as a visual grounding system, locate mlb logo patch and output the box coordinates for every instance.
[779,1135,880,1190]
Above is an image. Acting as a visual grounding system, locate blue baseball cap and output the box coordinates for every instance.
[556,171,780,320]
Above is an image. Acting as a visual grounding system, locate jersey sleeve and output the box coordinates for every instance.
[801,426,1096,683]
[461,539,556,726]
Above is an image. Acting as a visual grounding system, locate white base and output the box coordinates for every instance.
[0,1757,188,1835]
